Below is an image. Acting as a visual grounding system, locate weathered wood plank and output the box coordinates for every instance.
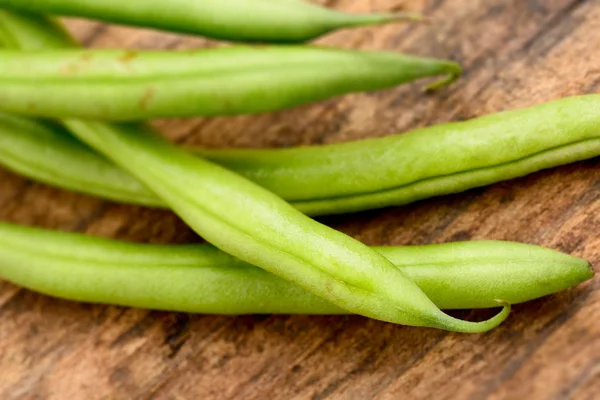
[1,1,599,398]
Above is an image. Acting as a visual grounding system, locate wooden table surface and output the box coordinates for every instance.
[1,1,599,398]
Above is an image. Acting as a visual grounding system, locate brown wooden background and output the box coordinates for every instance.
[1,0,599,398]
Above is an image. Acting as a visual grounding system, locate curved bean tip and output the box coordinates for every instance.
[425,63,462,92]
[441,303,511,333]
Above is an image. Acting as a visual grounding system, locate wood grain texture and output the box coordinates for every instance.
[1,0,599,398]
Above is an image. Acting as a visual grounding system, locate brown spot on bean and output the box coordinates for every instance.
[59,63,80,75]
[80,52,93,61]
[139,87,156,110]
[119,51,139,63]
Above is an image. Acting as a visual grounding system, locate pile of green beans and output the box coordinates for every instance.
[0,222,591,314]
[0,6,594,333]
[0,10,512,333]
[1,95,599,216]
[0,0,422,43]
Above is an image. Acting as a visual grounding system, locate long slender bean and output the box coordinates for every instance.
[0,1,422,43]
[1,95,600,216]
[0,45,459,121]
[0,11,508,332]
[0,222,592,313]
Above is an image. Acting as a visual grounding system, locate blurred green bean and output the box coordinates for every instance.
[0,0,422,43]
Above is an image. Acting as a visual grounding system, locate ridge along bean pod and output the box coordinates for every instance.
[0,0,423,43]
[1,95,600,216]
[0,39,460,120]
[0,10,509,333]
[0,222,593,313]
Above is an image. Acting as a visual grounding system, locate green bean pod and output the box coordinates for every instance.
[1,95,600,216]
[0,222,592,313]
[65,120,512,332]
[0,114,158,206]
[0,10,507,332]
[0,0,422,43]
[0,45,459,121]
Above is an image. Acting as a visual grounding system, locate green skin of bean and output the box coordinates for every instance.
[0,47,459,121]
[0,0,422,43]
[1,95,600,217]
[0,11,508,333]
[0,222,593,314]
[0,10,459,122]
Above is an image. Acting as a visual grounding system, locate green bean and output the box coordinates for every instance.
[0,0,422,43]
[0,45,459,121]
[0,222,592,313]
[0,10,508,332]
[64,121,512,331]
[0,114,158,206]
[1,95,600,216]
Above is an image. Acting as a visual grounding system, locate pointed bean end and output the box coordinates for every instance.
[569,258,595,283]
[425,64,462,92]
[388,12,428,24]
[437,302,512,334]
[585,261,596,278]
[344,12,426,28]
